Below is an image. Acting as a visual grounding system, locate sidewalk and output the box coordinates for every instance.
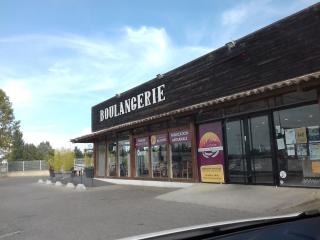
[7,171,49,177]
[156,183,320,214]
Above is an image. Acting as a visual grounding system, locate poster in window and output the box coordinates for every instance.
[200,165,225,183]
[296,144,307,157]
[286,144,295,156]
[295,127,307,144]
[197,122,225,183]
[308,126,320,142]
[311,161,320,174]
[170,130,190,143]
[309,143,320,160]
[151,134,167,146]
[285,129,296,144]
[135,137,149,147]
[276,138,285,150]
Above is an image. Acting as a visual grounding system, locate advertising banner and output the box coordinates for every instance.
[170,130,190,143]
[197,122,225,183]
[135,137,149,147]
[151,134,168,146]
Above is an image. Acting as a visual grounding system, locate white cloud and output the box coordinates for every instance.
[0,26,211,148]
[217,0,319,48]
[3,80,33,107]
[23,130,73,149]
[222,6,248,26]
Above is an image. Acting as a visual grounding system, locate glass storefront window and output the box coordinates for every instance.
[170,130,193,179]
[226,120,246,183]
[107,142,117,176]
[135,137,150,177]
[273,104,320,186]
[118,140,130,177]
[151,134,168,178]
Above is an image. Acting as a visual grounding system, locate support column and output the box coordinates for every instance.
[190,119,199,182]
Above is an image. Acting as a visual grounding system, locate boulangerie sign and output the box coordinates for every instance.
[99,85,166,122]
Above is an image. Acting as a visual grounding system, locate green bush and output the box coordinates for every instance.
[48,149,75,172]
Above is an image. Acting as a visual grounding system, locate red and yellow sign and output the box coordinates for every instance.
[200,164,225,183]
[197,122,225,183]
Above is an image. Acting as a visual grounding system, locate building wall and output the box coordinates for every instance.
[92,4,320,132]
[93,86,320,186]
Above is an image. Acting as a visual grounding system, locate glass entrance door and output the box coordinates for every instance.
[226,115,274,184]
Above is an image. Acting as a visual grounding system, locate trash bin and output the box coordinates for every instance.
[84,167,94,178]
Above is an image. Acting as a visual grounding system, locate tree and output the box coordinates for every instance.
[22,143,40,160]
[0,89,17,159]
[37,141,54,160]
[8,121,25,161]
[74,146,83,158]
[48,149,75,172]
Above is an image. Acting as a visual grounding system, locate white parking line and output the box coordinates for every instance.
[0,231,21,239]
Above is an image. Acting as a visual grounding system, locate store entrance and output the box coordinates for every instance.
[226,114,275,184]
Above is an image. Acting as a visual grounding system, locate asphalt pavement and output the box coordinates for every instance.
[1,177,319,240]
[0,177,256,240]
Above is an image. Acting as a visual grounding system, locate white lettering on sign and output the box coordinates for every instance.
[99,84,166,122]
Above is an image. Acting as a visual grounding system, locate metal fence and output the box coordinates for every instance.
[0,160,8,176]
[8,160,48,172]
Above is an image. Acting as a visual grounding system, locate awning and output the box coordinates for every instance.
[71,71,320,143]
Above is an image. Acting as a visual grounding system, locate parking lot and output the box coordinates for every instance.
[0,177,259,240]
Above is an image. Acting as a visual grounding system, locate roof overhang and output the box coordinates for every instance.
[71,71,320,143]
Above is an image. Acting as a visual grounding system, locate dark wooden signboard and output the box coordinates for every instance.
[92,4,320,132]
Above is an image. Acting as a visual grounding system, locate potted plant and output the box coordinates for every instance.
[48,158,55,178]
[84,154,94,178]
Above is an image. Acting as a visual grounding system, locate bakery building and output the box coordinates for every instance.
[72,4,320,187]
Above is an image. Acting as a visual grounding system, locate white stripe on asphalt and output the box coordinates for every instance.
[0,231,21,239]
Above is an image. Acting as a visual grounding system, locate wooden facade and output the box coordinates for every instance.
[92,4,320,132]
[72,4,320,186]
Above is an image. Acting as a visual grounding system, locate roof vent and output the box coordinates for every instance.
[226,41,236,50]
[156,74,164,79]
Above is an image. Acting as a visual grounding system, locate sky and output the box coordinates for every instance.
[0,0,318,150]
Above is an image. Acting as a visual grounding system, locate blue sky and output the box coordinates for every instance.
[0,0,317,149]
